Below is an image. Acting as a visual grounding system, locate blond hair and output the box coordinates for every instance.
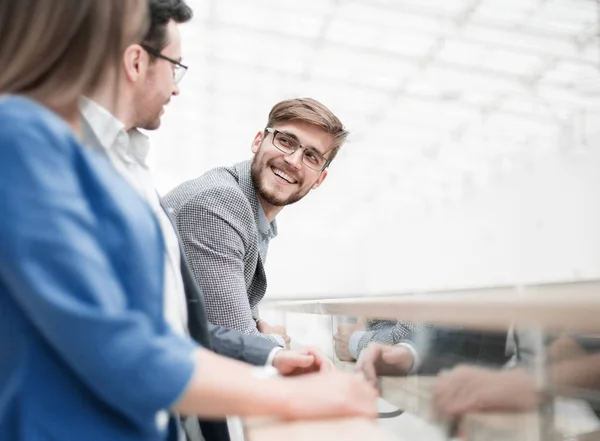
[0,0,148,114]
[266,98,348,162]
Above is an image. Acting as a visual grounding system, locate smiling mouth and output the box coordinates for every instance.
[271,167,298,184]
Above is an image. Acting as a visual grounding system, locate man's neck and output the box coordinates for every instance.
[258,196,283,224]
[86,86,134,131]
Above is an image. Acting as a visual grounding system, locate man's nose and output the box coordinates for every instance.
[284,148,303,169]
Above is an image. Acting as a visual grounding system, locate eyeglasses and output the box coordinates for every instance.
[141,44,188,84]
[265,128,331,171]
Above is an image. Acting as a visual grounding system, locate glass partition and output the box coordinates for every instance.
[259,281,600,441]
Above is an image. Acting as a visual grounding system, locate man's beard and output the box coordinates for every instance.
[251,155,310,207]
[138,109,161,130]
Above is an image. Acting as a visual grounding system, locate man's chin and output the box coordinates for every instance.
[259,188,305,207]
[141,118,161,131]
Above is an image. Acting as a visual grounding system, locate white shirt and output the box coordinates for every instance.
[80,98,189,337]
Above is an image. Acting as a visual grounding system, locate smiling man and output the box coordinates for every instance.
[164,98,348,345]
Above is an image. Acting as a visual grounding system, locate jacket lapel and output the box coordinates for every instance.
[159,198,212,350]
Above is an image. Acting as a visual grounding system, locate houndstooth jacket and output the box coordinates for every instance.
[357,321,511,375]
[163,161,278,343]
[356,320,425,355]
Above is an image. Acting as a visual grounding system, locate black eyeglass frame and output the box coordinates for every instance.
[140,44,188,83]
[264,127,331,172]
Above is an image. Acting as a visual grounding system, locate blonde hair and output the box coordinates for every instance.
[266,98,349,162]
[0,0,148,114]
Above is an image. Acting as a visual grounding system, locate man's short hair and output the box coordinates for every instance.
[143,0,192,52]
[266,98,349,162]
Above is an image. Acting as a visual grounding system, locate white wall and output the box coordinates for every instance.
[265,141,600,298]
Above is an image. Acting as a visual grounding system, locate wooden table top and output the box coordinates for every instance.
[262,279,600,332]
[244,417,397,441]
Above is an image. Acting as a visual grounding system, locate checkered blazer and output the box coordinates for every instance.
[357,321,510,375]
[163,161,278,343]
[357,320,425,355]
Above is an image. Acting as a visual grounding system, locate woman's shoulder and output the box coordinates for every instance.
[0,95,77,150]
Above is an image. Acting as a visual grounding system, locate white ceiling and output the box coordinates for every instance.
[151,0,599,196]
[147,0,600,295]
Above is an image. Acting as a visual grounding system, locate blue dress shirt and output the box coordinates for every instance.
[0,96,197,440]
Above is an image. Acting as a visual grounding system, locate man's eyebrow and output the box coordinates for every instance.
[278,130,325,155]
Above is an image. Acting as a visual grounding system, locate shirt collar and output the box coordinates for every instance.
[257,200,278,239]
[79,96,150,167]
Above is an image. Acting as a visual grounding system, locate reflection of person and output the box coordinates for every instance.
[164,98,348,346]
[334,319,422,362]
[356,325,511,382]
[432,336,600,419]
[79,1,336,439]
[0,2,378,440]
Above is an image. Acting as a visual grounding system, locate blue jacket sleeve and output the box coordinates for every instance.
[0,106,197,427]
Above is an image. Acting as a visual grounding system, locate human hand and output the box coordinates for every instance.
[333,319,367,361]
[283,371,378,420]
[258,320,291,348]
[432,366,539,419]
[273,347,335,376]
[355,343,414,388]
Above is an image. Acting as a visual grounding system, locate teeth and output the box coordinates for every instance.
[273,168,296,184]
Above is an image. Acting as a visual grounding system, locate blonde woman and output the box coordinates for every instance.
[0,1,377,440]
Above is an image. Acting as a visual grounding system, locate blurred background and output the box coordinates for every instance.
[147,0,600,299]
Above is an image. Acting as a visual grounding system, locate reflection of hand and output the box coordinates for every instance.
[283,371,378,420]
[355,343,414,388]
[333,320,367,361]
[432,366,539,418]
[258,320,291,348]
[273,347,335,376]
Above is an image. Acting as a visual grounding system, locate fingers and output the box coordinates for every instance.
[336,323,354,335]
[317,355,335,372]
[293,354,315,368]
[355,345,381,388]
[281,351,314,369]
[380,346,413,373]
[305,347,334,372]
[333,332,343,345]
[432,366,488,419]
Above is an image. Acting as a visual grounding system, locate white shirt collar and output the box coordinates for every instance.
[80,96,150,167]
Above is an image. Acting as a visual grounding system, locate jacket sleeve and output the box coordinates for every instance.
[0,111,197,428]
[356,320,426,355]
[175,188,280,345]
[207,322,277,365]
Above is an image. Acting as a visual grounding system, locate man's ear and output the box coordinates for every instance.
[251,131,264,154]
[122,44,146,83]
[312,169,328,189]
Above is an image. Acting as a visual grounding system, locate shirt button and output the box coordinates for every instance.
[155,410,168,430]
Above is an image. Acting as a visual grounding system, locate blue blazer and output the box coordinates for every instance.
[0,96,197,440]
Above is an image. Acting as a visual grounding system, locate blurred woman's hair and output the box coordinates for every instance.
[0,0,148,115]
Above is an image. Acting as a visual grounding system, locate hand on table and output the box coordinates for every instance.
[432,365,539,419]
[283,371,378,420]
[355,343,414,388]
[273,347,334,376]
[333,318,367,361]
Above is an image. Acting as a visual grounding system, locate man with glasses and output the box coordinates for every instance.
[164,98,348,346]
[80,3,338,440]
[141,43,188,84]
